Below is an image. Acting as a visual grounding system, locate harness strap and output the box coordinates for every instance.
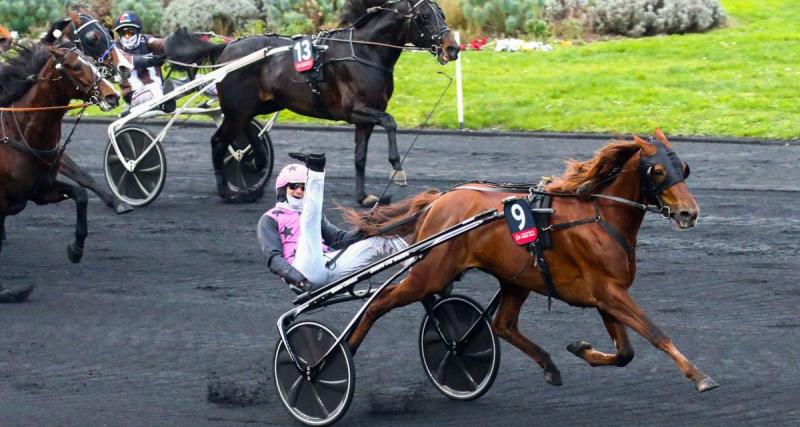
[1,137,62,159]
[598,218,633,257]
[532,242,559,311]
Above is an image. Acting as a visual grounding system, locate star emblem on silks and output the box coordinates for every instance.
[287,165,298,172]
[281,226,293,239]
[272,209,285,216]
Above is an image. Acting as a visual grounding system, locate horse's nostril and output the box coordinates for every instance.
[106,94,119,106]
[446,46,459,59]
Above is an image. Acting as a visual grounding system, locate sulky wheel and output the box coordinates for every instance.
[274,321,355,426]
[419,294,500,401]
[220,119,274,201]
[104,127,166,207]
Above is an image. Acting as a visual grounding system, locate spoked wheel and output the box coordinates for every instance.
[221,120,274,200]
[104,127,166,207]
[419,294,500,400]
[274,321,355,426]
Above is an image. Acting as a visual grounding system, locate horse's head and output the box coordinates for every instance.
[404,0,460,64]
[44,45,120,111]
[43,11,133,81]
[633,130,698,229]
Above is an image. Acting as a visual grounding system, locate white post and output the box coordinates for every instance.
[454,31,465,130]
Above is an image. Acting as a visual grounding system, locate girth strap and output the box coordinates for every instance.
[598,218,633,256]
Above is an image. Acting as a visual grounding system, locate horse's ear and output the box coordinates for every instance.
[68,11,81,27]
[576,180,596,198]
[632,134,657,155]
[45,45,67,61]
[653,128,672,147]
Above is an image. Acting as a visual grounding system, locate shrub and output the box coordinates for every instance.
[587,0,727,37]
[262,0,340,35]
[161,0,260,35]
[545,0,589,21]
[0,0,70,34]
[113,0,165,35]
[460,0,547,36]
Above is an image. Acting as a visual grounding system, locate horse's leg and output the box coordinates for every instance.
[352,107,406,189]
[567,310,635,367]
[60,154,133,214]
[352,124,374,205]
[210,113,251,201]
[593,286,719,392]
[492,280,562,386]
[33,180,88,264]
[347,257,453,353]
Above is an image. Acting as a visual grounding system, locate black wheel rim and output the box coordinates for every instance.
[106,129,164,204]
[274,322,353,425]
[222,122,272,193]
[421,298,497,399]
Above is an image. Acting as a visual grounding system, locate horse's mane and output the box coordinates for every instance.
[547,139,643,195]
[0,43,50,107]
[340,0,394,27]
[164,28,227,72]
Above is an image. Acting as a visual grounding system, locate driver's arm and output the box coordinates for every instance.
[257,214,307,285]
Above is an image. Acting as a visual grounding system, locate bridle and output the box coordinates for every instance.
[52,47,105,105]
[406,0,450,57]
[0,47,103,167]
[69,14,116,79]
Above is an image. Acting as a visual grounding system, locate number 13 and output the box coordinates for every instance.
[294,39,312,61]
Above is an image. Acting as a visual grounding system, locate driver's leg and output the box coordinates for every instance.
[291,168,328,285]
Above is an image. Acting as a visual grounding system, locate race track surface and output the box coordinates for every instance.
[2,123,799,426]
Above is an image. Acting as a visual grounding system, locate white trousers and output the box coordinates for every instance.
[128,68,163,107]
[292,170,407,286]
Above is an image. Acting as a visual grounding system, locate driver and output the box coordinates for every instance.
[113,11,174,113]
[257,153,407,294]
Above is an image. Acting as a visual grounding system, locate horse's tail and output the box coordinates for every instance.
[340,189,442,238]
[164,28,228,72]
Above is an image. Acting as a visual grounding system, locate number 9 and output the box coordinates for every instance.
[511,204,526,230]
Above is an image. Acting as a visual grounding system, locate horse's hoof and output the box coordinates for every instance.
[696,376,719,393]
[114,202,134,215]
[567,341,592,357]
[391,169,407,187]
[0,285,34,303]
[544,368,563,386]
[67,243,84,264]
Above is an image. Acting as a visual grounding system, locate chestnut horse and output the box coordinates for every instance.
[343,131,719,392]
[40,9,135,215]
[0,43,119,302]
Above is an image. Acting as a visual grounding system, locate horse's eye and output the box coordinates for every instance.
[682,162,690,179]
[646,165,664,181]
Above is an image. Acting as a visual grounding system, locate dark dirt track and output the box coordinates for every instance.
[1,122,799,426]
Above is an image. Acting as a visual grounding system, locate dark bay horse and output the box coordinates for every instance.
[40,9,135,215]
[0,43,119,302]
[342,131,719,392]
[167,0,460,206]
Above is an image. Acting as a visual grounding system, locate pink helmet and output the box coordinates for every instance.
[275,163,307,192]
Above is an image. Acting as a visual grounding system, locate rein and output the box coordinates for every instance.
[0,103,89,112]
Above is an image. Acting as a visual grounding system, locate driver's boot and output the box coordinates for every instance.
[159,79,176,113]
[288,152,326,172]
